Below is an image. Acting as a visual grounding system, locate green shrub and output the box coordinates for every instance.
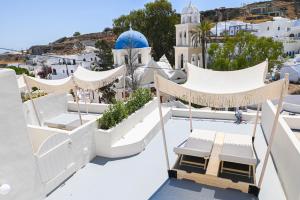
[7,66,34,76]
[98,88,152,130]
[126,88,152,115]
[98,101,128,129]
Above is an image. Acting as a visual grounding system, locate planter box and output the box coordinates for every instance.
[94,98,157,157]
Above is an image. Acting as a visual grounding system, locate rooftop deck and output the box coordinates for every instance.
[46,117,285,200]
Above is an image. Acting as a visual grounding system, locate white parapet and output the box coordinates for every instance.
[0,69,43,200]
[95,98,172,158]
[261,101,300,200]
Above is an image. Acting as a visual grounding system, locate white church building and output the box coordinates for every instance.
[174,2,203,69]
[112,26,186,99]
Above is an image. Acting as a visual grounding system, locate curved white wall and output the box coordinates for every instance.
[95,99,158,157]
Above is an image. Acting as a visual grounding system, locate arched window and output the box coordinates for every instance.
[181,54,184,68]
[52,68,57,75]
[124,55,129,64]
[184,32,186,38]
[278,26,280,31]
[73,59,76,65]
[138,54,142,64]
[267,26,270,31]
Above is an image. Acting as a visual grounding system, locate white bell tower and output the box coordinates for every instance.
[174,2,202,69]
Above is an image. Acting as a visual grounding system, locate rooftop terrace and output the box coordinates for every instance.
[46,117,285,200]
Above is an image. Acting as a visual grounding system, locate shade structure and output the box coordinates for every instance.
[23,75,74,93]
[155,61,288,108]
[155,60,290,193]
[22,66,126,127]
[73,65,126,90]
[22,65,126,92]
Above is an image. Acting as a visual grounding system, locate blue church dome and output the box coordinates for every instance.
[115,29,149,49]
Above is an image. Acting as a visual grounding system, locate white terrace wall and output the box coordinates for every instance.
[172,108,258,121]
[261,101,300,200]
[23,93,68,125]
[95,98,157,157]
[27,118,97,195]
[68,101,109,114]
[0,69,43,200]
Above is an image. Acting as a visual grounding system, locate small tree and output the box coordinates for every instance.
[124,46,141,91]
[190,21,214,68]
[73,32,81,37]
[37,66,52,79]
[94,39,113,71]
[99,84,116,104]
[208,31,283,71]
[7,66,33,76]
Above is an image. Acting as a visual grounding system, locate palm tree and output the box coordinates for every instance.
[191,21,214,69]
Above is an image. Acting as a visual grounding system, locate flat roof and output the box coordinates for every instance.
[46,117,285,200]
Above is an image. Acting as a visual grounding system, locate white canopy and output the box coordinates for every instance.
[23,75,74,93]
[73,65,126,90]
[23,65,126,92]
[155,61,288,108]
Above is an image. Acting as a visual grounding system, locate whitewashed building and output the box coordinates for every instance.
[253,17,300,55]
[30,47,99,79]
[211,21,257,36]
[280,55,300,82]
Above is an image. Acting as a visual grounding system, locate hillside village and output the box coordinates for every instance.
[0,0,300,88]
[1,1,300,200]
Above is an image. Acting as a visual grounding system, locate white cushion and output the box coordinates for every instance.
[220,133,257,165]
[174,129,216,158]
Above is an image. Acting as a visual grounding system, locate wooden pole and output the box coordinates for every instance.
[258,74,288,188]
[71,75,83,125]
[74,87,83,125]
[155,75,170,170]
[252,104,261,141]
[23,74,41,126]
[189,90,193,132]
[84,89,88,114]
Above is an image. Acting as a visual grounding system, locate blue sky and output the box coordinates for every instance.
[0,0,252,52]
